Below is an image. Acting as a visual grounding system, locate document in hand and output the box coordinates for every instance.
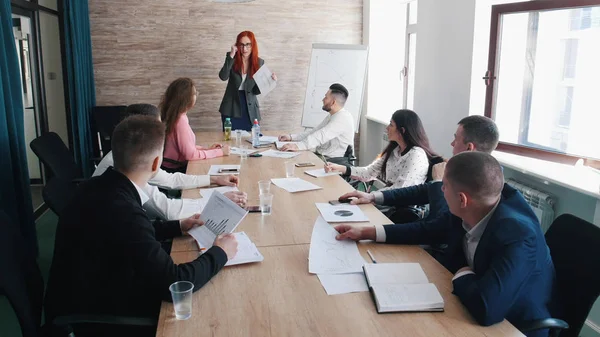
[224,232,264,266]
[363,263,444,313]
[271,178,322,193]
[308,216,365,274]
[315,203,369,222]
[253,64,277,97]
[304,168,341,178]
[208,165,241,176]
[187,191,248,249]
[260,149,301,159]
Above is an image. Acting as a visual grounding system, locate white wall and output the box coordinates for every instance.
[410,0,477,158]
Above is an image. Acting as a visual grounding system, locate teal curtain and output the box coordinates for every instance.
[63,0,96,177]
[0,0,37,253]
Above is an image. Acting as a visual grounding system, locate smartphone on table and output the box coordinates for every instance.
[295,162,315,167]
[328,198,353,205]
[219,168,239,173]
[245,206,261,213]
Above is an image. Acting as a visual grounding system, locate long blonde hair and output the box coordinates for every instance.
[159,78,196,136]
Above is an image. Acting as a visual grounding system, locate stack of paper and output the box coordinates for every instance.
[304,168,341,178]
[208,165,241,176]
[199,186,239,199]
[271,178,322,193]
[230,147,258,156]
[259,135,279,143]
[187,191,248,249]
[308,216,368,296]
[259,149,301,159]
[315,203,369,223]
[225,232,264,266]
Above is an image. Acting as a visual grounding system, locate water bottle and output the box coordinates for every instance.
[251,119,260,147]
[224,118,232,141]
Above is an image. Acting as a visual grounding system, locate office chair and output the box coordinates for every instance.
[324,145,356,166]
[517,213,600,337]
[91,106,128,157]
[30,132,82,181]
[42,178,77,218]
[0,210,157,337]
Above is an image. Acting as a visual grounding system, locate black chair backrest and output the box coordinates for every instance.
[425,156,445,182]
[0,210,44,337]
[91,106,128,156]
[545,214,600,337]
[43,178,77,218]
[30,132,81,181]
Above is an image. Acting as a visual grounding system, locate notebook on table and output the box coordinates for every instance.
[362,263,444,313]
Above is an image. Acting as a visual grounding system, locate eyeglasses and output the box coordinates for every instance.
[238,43,252,48]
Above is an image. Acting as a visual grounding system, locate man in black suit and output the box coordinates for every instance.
[44,116,238,329]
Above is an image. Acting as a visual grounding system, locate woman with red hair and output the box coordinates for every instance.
[218,31,276,131]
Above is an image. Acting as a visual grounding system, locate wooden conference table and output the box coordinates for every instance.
[156,132,523,337]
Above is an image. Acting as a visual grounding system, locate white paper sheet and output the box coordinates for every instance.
[317,273,368,295]
[260,149,301,159]
[199,186,239,199]
[304,168,341,178]
[259,136,279,143]
[187,191,248,249]
[271,178,322,193]
[275,141,300,149]
[230,147,258,156]
[207,165,241,176]
[253,64,277,97]
[224,232,264,266]
[315,203,369,223]
[308,216,365,274]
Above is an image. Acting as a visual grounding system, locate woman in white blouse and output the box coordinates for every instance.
[325,109,440,191]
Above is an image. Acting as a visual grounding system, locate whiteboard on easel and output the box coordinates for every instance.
[301,44,368,131]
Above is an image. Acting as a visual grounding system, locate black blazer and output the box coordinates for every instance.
[218,52,264,122]
[44,168,227,320]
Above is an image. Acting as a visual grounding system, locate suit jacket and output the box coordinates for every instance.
[219,52,265,122]
[383,184,555,335]
[44,168,227,321]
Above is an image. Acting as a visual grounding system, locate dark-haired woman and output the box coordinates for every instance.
[325,109,439,191]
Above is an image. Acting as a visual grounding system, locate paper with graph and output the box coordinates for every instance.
[188,191,248,249]
[260,149,301,159]
[308,216,365,274]
[253,64,277,97]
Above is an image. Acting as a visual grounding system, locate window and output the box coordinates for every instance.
[366,0,417,122]
[485,0,600,168]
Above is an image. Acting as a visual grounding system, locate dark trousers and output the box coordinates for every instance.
[221,90,253,131]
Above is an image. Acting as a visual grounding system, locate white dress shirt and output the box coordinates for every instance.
[94,152,210,221]
[291,108,354,158]
[350,146,429,192]
[452,200,500,281]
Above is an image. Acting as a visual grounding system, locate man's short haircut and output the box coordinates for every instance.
[329,83,349,106]
[111,115,165,173]
[457,115,500,154]
[445,151,504,203]
[125,104,160,118]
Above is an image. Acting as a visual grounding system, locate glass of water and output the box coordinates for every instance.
[234,130,242,148]
[284,161,295,178]
[258,180,271,195]
[260,193,274,215]
[169,281,194,320]
[239,145,248,161]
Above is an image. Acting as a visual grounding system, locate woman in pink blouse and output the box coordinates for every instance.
[160,78,230,173]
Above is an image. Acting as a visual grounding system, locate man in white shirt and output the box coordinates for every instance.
[278,83,354,159]
[93,104,247,220]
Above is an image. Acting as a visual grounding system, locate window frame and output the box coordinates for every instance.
[484,0,600,169]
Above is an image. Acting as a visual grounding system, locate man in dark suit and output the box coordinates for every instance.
[336,152,555,335]
[44,116,238,329]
